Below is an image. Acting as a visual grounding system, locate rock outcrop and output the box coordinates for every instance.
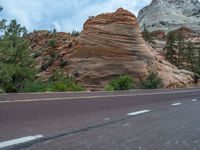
[68,8,193,89]
[29,8,194,90]
[138,0,200,33]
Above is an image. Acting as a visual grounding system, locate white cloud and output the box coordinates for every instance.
[0,0,151,32]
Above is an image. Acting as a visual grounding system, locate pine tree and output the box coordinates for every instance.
[142,23,154,45]
[186,41,196,73]
[164,32,177,64]
[0,20,35,92]
[176,32,185,67]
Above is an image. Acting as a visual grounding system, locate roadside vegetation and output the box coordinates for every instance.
[141,72,163,89]
[164,31,200,83]
[105,73,163,91]
[22,71,84,93]
[142,25,200,84]
[0,20,84,93]
[105,75,135,91]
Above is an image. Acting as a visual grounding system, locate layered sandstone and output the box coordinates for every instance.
[68,8,193,89]
[29,8,194,90]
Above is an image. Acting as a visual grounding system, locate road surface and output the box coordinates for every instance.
[0,88,200,150]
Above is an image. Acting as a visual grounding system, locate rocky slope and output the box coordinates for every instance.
[68,8,193,89]
[138,0,200,33]
[29,8,194,90]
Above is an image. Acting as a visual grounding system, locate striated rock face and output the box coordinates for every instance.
[68,8,193,89]
[27,30,76,79]
[138,0,200,33]
[28,8,194,90]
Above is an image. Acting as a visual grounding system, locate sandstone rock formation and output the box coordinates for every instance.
[69,8,193,89]
[27,30,75,78]
[29,8,194,90]
[138,0,200,33]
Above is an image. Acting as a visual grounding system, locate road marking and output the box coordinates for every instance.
[1,89,200,104]
[191,99,198,102]
[104,117,111,121]
[0,135,43,148]
[127,110,150,116]
[171,103,182,106]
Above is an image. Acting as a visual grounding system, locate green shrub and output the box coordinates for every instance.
[48,83,67,92]
[50,51,57,59]
[22,80,47,93]
[0,88,5,93]
[48,71,65,82]
[48,39,57,48]
[105,75,135,91]
[142,72,163,89]
[40,57,55,71]
[66,83,85,91]
[32,51,42,58]
[60,58,69,68]
[105,84,114,91]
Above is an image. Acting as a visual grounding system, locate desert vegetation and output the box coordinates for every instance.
[0,20,84,93]
[105,73,163,91]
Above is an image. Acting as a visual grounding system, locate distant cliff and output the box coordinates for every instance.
[138,0,200,33]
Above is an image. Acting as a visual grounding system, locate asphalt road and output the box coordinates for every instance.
[0,88,200,150]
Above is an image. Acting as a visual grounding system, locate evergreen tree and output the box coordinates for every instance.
[176,32,184,67]
[71,30,80,37]
[0,6,6,32]
[164,32,177,64]
[142,23,154,45]
[186,41,196,73]
[0,20,35,92]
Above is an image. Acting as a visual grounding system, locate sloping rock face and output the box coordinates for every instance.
[68,8,193,89]
[27,30,76,79]
[138,0,200,33]
[28,9,194,90]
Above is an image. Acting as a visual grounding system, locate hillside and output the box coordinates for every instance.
[28,8,194,90]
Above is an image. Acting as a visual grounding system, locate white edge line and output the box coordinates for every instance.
[127,110,150,116]
[191,99,198,102]
[0,135,43,148]
[171,103,182,106]
[1,89,200,104]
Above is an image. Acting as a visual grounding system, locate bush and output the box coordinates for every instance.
[0,88,5,93]
[48,83,67,92]
[142,72,163,89]
[22,80,85,93]
[40,57,55,71]
[105,75,135,91]
[21,70,85,93]
[32,51,42,58]
[60,58,69,68]
[48,39,57,48]
[22,80,47,93]
[66,83,85,91]
[48,71,65,82]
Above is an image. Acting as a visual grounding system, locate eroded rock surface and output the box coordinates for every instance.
[138,0,200,33]
[29,8,194,90]
[70,8,193,89]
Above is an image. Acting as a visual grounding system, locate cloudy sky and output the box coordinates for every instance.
[0,0,151,32]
